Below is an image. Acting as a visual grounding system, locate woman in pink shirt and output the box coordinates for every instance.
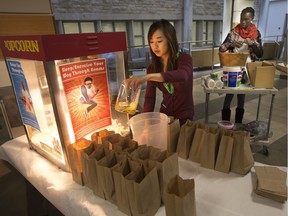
[127,19,194,125]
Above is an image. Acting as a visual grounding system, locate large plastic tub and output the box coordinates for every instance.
[222,66,242,88]
[128,112,169,151]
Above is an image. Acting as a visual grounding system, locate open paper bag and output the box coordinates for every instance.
[167,118,180,153]
[81,144,107,198]
[67,138,93,185]
[230,130,254,175]
[200,127,221,169]
[215,129,234,173]
[148,151,179,203]
[189,122,209,163]
[112,157,132,215]
[177,120,199,159]
[96,149,119,204]
[125,159,161,216]
[163,175,196,216]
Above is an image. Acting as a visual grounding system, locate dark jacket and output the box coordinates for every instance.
[143,53,194,125]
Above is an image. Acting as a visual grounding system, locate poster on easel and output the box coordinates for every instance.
[7,60,40,131]
[59,58,111,140]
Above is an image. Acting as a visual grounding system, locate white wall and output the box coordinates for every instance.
[261,0,287,41]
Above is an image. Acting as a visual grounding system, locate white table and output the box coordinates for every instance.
[201,79,278,140]
[0,135,287,216]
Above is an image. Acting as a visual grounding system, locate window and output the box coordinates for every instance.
[114,21,126,32]
[102,21,113,32]
[207,21,214,44]
[80,22,95,33]
[134,21,153,47]
[63,22,80,34]
[63,22,95,34]
[192,21,197,45]
[101,21,127,33]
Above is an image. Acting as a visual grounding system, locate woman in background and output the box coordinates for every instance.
[127,19,194,125]
[219,7,263,123]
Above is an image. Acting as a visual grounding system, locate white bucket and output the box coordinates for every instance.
[128,112,169,151]
[222,66,242,88]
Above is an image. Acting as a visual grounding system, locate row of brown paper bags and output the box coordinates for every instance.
[67,132,196,216]
[168,119,254,175]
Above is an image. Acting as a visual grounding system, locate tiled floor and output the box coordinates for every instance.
[0,66,287,215]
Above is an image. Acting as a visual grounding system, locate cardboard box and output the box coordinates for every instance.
[246,61,276,88]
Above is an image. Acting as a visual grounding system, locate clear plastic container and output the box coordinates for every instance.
[115,80,141,115]
[128,112,169,150]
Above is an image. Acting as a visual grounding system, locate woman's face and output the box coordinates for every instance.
[240,12,253,30]
[149,29,170,59]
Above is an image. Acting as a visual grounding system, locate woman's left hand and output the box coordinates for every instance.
[245,38,254,46]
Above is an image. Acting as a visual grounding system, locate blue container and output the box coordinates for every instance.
[223,67,242,88]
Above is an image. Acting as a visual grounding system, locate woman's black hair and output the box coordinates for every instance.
[241,7,255,19]
[147,19,179,73]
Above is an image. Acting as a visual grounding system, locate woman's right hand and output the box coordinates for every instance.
[125,75,147,91]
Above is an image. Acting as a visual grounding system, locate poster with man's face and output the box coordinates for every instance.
[59,58,111,140]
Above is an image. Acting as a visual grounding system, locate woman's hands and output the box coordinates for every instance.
[125,73,165,90]
[232,40,243,48]
[232,38,255,48]
[125,75,148,90]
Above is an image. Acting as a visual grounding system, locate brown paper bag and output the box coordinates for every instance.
[130,145,162,161]
[80,142,96,189]
[167,119,181,153]
[188,123,209,163]
[176,120,199,159]
[230,131,254,175]
[148,151,179,203]
[125,160,161,216]
[254,166,287,203]
[102,133,125,150]
[83,144,107,199]
[200,127,221,169]
[112,157,132,215]
[67,138,92,185]
[113,137,138,153]
[91,129,115,144]
[163,175,196,216]
[215,129,234,173]
[218,52,249,66]
[96,149,118,204]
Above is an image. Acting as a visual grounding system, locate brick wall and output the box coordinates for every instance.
[51,0,184,20]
